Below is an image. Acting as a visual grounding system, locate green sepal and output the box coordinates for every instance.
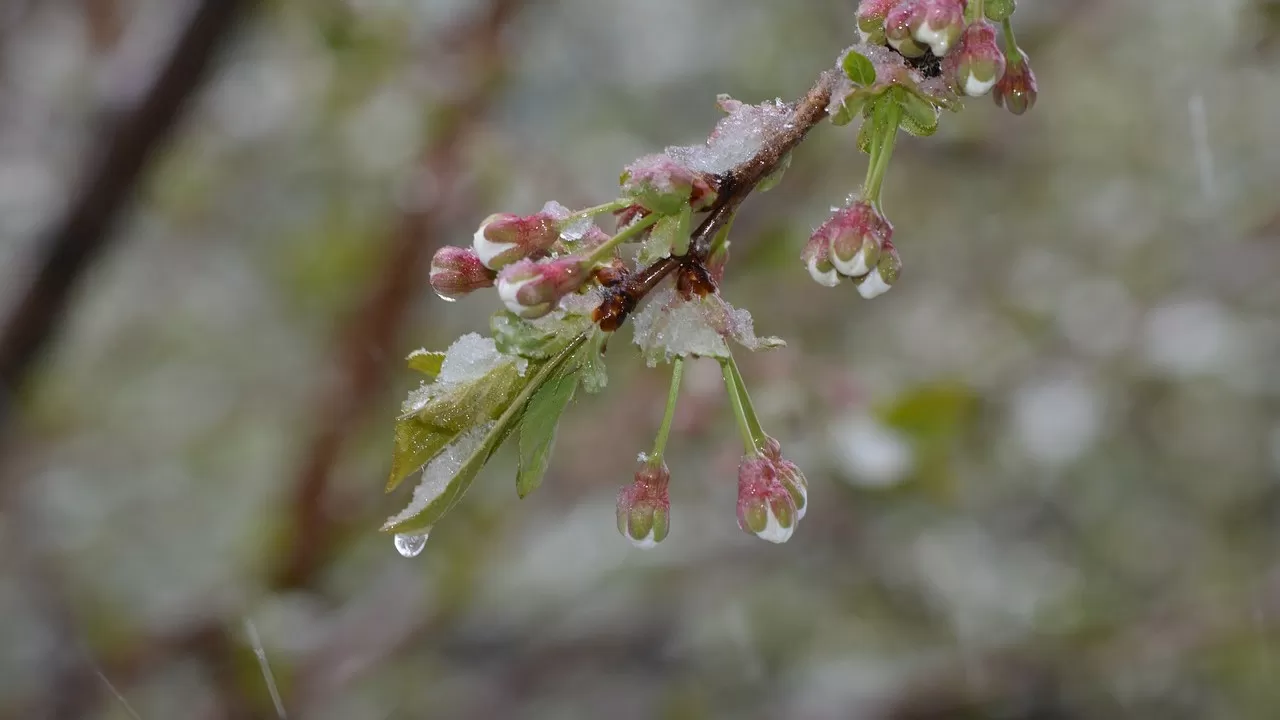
[841,48,877,86]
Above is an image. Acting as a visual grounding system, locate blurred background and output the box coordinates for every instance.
[3,0,1280,718]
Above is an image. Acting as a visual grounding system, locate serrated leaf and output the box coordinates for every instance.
[516,365,580,498]
[387,417,461,492]
[638,216,678,265]
[492,311,559,360]
[383,333,589,535]
[895,88,939,137]
[406,350,445,377]
[841,48,877,86]
[581,330,609,393]
[857,114,875,154]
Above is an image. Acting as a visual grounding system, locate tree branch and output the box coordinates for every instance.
[594,69,841,331]
[0,0,257,434]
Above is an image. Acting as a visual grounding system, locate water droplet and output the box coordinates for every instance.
[394,531,430,557]
[433,291,458,303]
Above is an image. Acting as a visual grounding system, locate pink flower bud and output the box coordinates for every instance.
[993,47,1037,115]
[801,230,841,287]
[950,21,1005,97]
[856,0,900,44]
[616,459,671,548]
[759,435,809,520]
[472,212,559,270]
[914,0,967,57]
[496,257,591,319]
[853,238,902,299]
[820,201,892,279]
[885,1,927,58]
[429,245,496,301]
[621,155,718,216]
[736,456,797,544]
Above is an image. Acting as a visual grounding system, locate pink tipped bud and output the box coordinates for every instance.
[820,201,891,279]
[914,0,967,57]
[616,458,671,548]
[736,456,797,544]
[856,0,899,44]
[621,155,718,216]
[496,256,591,319]
[472,212,559,270]
[951,21,1005,97]
[885,1,927,58]
[801,231,841,287]
[429,246,496,301]
[759,435,809,520]
[853,238,902,299]
[993,47,1037,115]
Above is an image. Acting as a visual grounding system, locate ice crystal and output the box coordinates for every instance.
[383,422,494,530]
[665,95,793,175]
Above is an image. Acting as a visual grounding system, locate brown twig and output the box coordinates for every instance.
[593,69,841,331]
[0,0,257,437]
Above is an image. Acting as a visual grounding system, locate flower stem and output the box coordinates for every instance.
[726,354,768,449]
[969,0,985,24]
[1000,17,1020,59]
[585,212,661,265]
[863,100,901,207]
[650,358,684,461]
[720,358,759,455]
[563,199,628,224]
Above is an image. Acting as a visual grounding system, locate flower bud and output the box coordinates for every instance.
[759,435,809,520]
[736,456,797,544]
[621,155,718,216]
[496,257,591,319]
[914,0,967,57]
[616,459,671,548]
[822,201,891,279]
[856,0,899,44]
[853,238,902,299]
[951,21,1005,97]
[993,47,1037,115]
[885,1,927,58]
[801,231,841,287]
[472,212,559,270]
[429,245,496,300]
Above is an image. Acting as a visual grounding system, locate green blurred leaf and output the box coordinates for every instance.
[841,48,877,86]
[581,330,609,393]
[492,311,560,360]
[406,350,445,377]
[516,365,580,498]
[894,88,940,137]
[876,382,980,497]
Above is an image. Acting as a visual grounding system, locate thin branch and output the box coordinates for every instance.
[594,69,842,331]
[0,0,258,435]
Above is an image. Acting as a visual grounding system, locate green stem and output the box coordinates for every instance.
[706,210,737,263]
[650,358,684,461]
[720,357,759,456]
[585,212,661,265]
[562,199,628,224]
[726,354,767,449]
[1000,17,1020,60]
[969,0,985,24]
[863,100,901,208]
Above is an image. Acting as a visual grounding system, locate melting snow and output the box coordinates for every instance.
[666,95,793,174]
[383,422,494,530]
[632,288,782,366]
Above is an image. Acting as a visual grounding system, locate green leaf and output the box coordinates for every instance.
[406,350,445,377]
[639,216,678,265]
[895,88,940,137]
[382,334,590,535]
[756,152,791,192]
[516,365,580,498]
[387,417,461,492]
[670,203,693,256]
[492,311,560,360]
[581,330,609,393]
[841,48,877,86]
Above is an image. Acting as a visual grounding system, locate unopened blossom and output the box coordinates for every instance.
[993,47,1037,115]
[853,238,902,299]
[884,1,928,58]
[801,229,842,287]
[736,456,797,543]
[950,21,1005,97]
[616,459,671,548]
[761,436,809,520]
[429,246,496,300]
[856,0,899,45]
[496,257,591,319]
[621,154,718,216]
[472,211,560,270]
[821,200,892,279]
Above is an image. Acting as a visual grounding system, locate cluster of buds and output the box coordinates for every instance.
[803,199,902,299]
[735,437,809,544]
[616,457,672,548]
[856,0,1036,108]
[621,154,718,216]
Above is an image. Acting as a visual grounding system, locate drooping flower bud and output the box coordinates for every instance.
[856,0,899,45]
[993,47,1037,115]
[801,231,841,287]
[759,435,809,520]
[853,238,902,299]
[429,245,496,300]
[885,1,927,58]
[736,456,797,544]
[621,155,718,216]
[819,201,891,279]
[472,212,560,270]
[616,458,671,548]
[496,257,591,319]
[950,21,1005,97]
[913,0,967,57]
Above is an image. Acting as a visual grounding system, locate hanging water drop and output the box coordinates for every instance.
[433,291,458,303]
[394,531,430,557]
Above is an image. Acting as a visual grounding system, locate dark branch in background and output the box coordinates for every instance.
[594,70,841,331]
[0,0,257,436]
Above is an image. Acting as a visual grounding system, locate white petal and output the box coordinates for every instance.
[963,72,998,97]
[856,270,894,299]
[497,276,536,315]
[914,24,953,57]
[473,226,519,269]
[628,527,659,549]
[807,257,842,287]
[831,247,872,278]
[755,506,795,544]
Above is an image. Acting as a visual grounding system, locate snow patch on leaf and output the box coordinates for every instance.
[665,96,793,175]
[402,333,506,414]
[383,422,494,530]
[632,288,784,367]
